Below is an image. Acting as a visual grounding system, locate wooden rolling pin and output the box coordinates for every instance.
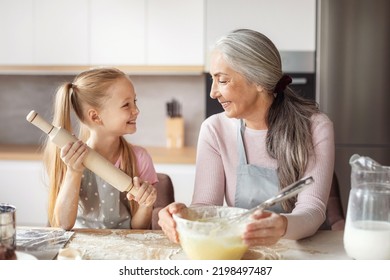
[26,110,136,195]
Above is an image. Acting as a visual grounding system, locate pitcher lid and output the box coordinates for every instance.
[349,154,390,171]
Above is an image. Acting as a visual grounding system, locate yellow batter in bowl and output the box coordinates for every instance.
[173,206,249,260]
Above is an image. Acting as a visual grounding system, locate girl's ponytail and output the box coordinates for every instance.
[43,83,73,226]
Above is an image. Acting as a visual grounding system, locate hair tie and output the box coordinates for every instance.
[69,83,76,105]
[274,75,292,94]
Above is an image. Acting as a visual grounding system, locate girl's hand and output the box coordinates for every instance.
[242,210,288,247]
[158,202,187,244]
[60,140,88,173]
[126,177,157,208]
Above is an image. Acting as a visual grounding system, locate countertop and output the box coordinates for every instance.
[16,227,351,260]
[0,145,196,164]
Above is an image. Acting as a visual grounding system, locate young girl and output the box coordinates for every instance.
[43,67,158,231]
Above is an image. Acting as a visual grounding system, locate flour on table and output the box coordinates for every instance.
[66,231,182,260]
[242,246,281,260]
[126,232,163,240]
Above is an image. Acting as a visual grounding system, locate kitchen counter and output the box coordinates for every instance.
[16,227,351,260]
[0,145,196,164]
[0,145,43,161]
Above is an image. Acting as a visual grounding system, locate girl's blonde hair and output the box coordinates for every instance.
[43,67,138,226]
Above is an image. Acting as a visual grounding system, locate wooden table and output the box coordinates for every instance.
[18,228,351,260]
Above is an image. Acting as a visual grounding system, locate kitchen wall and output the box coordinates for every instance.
[0,74,205,147]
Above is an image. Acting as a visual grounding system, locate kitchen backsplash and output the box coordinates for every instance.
[0,74,205,147]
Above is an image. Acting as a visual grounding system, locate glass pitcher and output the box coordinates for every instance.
[343,154,390,259]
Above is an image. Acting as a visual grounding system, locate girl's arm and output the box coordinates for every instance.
[53,169,83,230]
[128,177,157,229]
[131,205,153,229]
[53,141,88,230]
[129,146,159,229]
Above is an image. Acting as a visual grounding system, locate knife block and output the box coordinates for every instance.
[166,117,184,148]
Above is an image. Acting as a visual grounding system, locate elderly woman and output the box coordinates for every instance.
[158,29,334,246]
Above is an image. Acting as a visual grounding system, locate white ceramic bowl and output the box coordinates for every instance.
[173,205,249,260]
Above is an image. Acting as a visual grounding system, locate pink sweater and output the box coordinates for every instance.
[191,112,335,240]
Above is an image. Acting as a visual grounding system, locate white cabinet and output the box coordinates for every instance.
[205,0,316,69]
[155,164,195,206]
[91,0,204,66]
[146,0,204,65]
[206,0,316,51]
[33,0,89,65]
[0,0,204,68]
[0,0,88,66]
[0,160,48,227]
[1,0,316,69]
[0,160,195,227]
[90,0,146,65]
[0,0,34,64]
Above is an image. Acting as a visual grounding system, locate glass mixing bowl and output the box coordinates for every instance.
[173,205,249,260]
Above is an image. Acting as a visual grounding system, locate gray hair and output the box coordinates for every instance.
[214,29,320,212]
[213,28,282,92]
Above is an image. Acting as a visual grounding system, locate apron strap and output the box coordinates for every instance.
[237,119,248,165]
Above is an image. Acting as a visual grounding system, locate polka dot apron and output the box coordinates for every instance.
[75,169,131,229]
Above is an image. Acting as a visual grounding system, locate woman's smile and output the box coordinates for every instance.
[220,100,231,110]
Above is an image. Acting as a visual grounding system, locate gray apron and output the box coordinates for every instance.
[234,119,285,213]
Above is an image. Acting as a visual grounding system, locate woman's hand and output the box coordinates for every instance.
[243,210,288,247]
[60,140,88,173]
[126,177,157,208]
[157,202,187,244]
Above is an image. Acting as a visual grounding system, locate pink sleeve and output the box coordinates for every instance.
[192,118,226,206]
[282,114,335,240]
[133,146,159,185]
